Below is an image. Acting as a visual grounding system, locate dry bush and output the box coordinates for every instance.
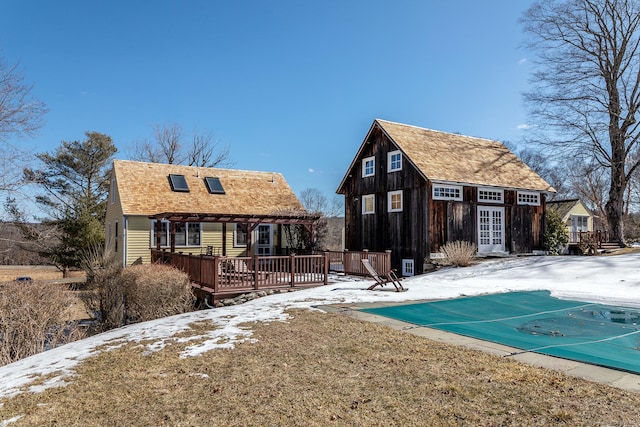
[0,281,85,366]
[439,240,477,267]
[81,246,194,331]
[120,263,195,323]
[80,247,125,331]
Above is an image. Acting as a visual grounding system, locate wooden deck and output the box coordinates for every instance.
[151,249,330,302]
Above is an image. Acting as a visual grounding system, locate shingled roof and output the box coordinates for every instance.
[338,119,555,193]
[112,160,305,217]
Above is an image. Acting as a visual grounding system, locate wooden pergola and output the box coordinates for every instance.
[149,211,322,255]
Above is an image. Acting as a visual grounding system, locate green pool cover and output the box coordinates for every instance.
[361,291,640,374]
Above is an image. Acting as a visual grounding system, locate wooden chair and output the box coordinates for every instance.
[361,259,406,292]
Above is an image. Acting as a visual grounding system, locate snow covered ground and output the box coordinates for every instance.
[2,253,640,402]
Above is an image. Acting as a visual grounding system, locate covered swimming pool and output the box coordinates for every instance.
[361,290,640,374]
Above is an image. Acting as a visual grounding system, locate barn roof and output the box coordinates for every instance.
[111,160,307,217]
[337,119,555,193]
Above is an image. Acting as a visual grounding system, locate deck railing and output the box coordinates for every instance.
[568,230,609,246]
[324,249,391,276]
[151,249,329,300]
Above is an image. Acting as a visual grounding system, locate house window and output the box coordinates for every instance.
[517,191,540,206]
[432,185,462,201]
[388,190,403,212]
[388,150,402,172]
[151,220,201,247]
[362,194,375,214]
[362,156,375,177]
[234,223,247,247]
[478,188,503,203]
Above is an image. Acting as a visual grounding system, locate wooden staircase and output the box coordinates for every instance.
[599,241,623,253]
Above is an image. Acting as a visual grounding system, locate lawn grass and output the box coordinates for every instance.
[1,308,639,426]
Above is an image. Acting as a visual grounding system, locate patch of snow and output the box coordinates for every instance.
[2,253,640,403]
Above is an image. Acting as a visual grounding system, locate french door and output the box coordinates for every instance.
[477,206,505,253]
[256,224,272,255]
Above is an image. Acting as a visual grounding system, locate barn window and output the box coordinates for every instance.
[151,220,201,247]
[362,194,375,214]
[362,156,375,177]
[432,185,462,201]
[517,191,540,206]
[388,190,403,212]
[388,150,402,172]
[168,174,190,192]
[478,188,503,203]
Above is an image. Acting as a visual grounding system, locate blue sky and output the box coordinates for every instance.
[1,1,534,202]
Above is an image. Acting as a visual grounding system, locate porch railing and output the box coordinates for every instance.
[151,249,329,298]
[324,250,391,276]
[568,230,610,246]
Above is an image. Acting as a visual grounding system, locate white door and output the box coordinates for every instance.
[478,206,505,253]
[256,224,272,255]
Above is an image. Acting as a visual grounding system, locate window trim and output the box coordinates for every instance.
[234,223,248,248]
[362,156,375,177]
[388,190,403,212]
[432,184,463,201]
[517,191,541,206]
[387,150,402,172]
[362,194,375,215]
[478,187,504,204]
[150,220,202,248]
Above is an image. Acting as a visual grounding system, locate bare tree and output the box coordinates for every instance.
[186,128,232,167]
[0,55,47,197]
[0,56,47,143]
[130,124,232,168]
[299,188,343,218]
[523,0,640,243]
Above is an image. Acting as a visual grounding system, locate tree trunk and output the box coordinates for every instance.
[605,144,626,243]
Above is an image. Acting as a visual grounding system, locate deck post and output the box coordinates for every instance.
[213,256,220,293]
[253,255,260,290]
[323,252,329,285]
[290,254,295,287]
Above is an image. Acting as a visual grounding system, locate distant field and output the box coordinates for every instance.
[0,266,85,282]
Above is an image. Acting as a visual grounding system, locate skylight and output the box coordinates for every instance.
[204,176,225,194]
[168,174,190,192]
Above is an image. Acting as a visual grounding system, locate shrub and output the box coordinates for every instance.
[0,281,85,366]
[438,241,477,267]
[81,246,195,331]
[120,264,195,324]
[544,209,569,255]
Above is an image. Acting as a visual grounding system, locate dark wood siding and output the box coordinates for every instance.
[342,124,549,274]
[342,126,428,274]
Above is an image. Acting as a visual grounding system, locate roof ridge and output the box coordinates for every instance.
[113,159,284,176]
[375,118,502,144]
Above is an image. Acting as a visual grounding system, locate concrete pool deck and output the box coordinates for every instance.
[319,300,640,394]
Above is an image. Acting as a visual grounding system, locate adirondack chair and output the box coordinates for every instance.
[361,259,406,292]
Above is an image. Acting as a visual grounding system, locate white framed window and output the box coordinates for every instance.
[362,194,375,214]
[151,220,201,247]
[478,188,503,203]
[517,191,540,206]
[234,223,248,247]
[432,185,463,201]
[362,156,375,177]
[402,259,415,277]
[388,150,402,172]
[388,190,403,212]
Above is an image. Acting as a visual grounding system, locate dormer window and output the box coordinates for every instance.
[168,174,189,192]
[204,176,225,194]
